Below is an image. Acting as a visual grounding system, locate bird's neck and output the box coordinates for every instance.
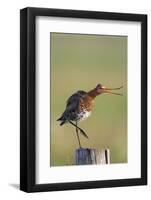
[87,88,99,99]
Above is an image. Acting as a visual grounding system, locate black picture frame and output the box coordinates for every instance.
[20,7,147,192]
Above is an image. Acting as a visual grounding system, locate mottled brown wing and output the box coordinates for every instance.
[66,90,87,109]
[57,90,87,124]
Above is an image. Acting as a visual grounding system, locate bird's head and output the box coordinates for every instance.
[95,83,123,96]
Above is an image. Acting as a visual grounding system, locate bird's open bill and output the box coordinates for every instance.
[102,86,123,96]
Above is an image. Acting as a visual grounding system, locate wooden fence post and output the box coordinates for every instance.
[75,148,110,165]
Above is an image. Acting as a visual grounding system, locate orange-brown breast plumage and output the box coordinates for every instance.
[78,95,94,112]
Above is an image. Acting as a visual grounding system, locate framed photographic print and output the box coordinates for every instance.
[20,7,147,192]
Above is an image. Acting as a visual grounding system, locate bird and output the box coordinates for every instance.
[57,84,123,148]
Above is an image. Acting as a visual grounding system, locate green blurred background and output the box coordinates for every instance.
[50,33,127,166]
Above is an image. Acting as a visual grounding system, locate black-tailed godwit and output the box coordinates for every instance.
[57,84,123,148]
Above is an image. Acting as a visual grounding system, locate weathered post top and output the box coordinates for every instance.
[75,148,110,165]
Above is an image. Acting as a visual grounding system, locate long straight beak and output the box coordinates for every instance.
[102,86,123,96]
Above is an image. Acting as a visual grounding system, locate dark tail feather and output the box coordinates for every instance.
[59,121,66,126]
[57,117,62,121]
[57,117,66,126]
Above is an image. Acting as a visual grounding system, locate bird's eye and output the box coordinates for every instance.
[96,84,102,89]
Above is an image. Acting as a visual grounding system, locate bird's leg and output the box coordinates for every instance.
[69,121,89,139]
[75,121,82,148]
